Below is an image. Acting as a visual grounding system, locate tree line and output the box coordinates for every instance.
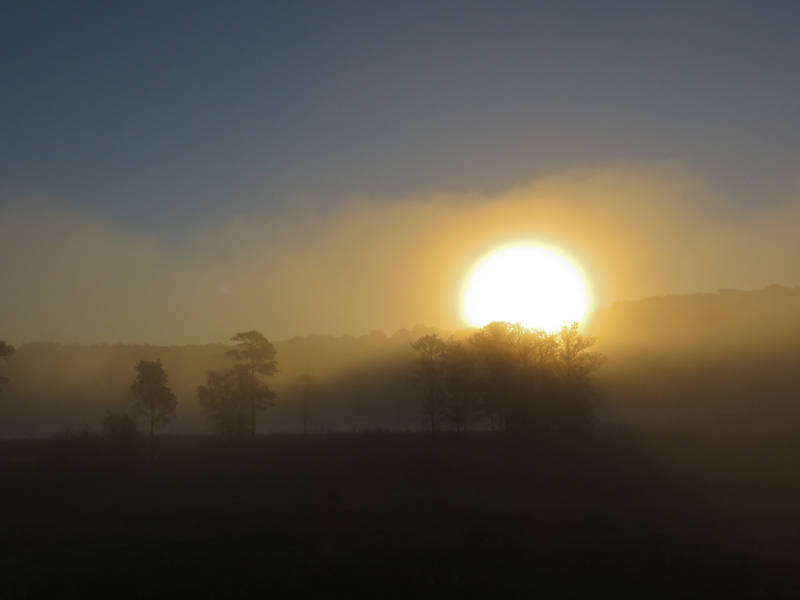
[1,321,604,440]
[410,321,605,438]
[126,331,279,440]
[113,330,320,439]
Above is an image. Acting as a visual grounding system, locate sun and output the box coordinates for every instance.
[463,245,590,332]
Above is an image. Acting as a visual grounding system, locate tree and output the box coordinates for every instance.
[227,330,279,378]
[129,359,178,444]
[410,334,448,436]
[554,322,606,429]
[226,331,279,437]
[100,410,140,439]
[197,368,245,437]
[441,338,482,433]
[556,322,605,382]
[0,340,14,393]
[469,322,517,431]
[293,373,318,435]
[198,364,276,437]
[99,410,142,470]
[468,321,606,436]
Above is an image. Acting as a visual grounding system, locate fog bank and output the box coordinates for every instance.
[2,164,800,344]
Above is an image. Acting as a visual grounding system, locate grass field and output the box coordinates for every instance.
[3,416,800,598]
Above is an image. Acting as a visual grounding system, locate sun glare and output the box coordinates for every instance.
[463,245,590,332]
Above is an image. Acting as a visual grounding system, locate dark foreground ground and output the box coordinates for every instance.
[3,413,800,599]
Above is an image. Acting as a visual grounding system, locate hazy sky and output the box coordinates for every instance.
[2,2,800,344]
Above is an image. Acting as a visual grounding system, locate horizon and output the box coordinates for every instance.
[3,283,795,348]
[3,281,800,442]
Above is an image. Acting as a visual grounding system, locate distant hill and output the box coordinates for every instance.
[1,287,799,437]
[587,284,800,421]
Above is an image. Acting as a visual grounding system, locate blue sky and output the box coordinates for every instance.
[2,2,800,343]
[4,2,799,232]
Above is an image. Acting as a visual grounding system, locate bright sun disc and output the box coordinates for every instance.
[463,246,589,332]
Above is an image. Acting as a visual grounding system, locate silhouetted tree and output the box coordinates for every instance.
[198,364,276,437]
[441,338,482,433]
[129,359,178,445]
[0,340,14,393]
[470,322,517,431]
[293,373,318,435]
[507,322,536,368]
[198,368,245,437]
[553,322,606,430]
[99,410,142,470]
[227,331,279,437]
[410,334,448,436]
[530,327,559,369]
[469,321,605,436]
[100,410,140,438]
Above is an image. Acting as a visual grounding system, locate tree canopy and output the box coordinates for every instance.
[129,359,178,440]
[411,321,605,437]
[198,364,276,437]
[225,330,279,437]
[226,331,279,378]
[409,334,448,435]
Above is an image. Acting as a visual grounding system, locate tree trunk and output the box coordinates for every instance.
[250,360,257,439]
[251,398,256,439]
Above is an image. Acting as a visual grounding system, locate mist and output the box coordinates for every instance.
[2,163,800,346]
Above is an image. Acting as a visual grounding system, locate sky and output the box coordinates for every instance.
[2,1,800,345]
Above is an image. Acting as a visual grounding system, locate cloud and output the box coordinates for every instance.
[1,163,799,344]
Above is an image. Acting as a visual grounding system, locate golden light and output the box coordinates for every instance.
[463,245,590,331]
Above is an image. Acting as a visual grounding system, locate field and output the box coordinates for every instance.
[3,414,800,599]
